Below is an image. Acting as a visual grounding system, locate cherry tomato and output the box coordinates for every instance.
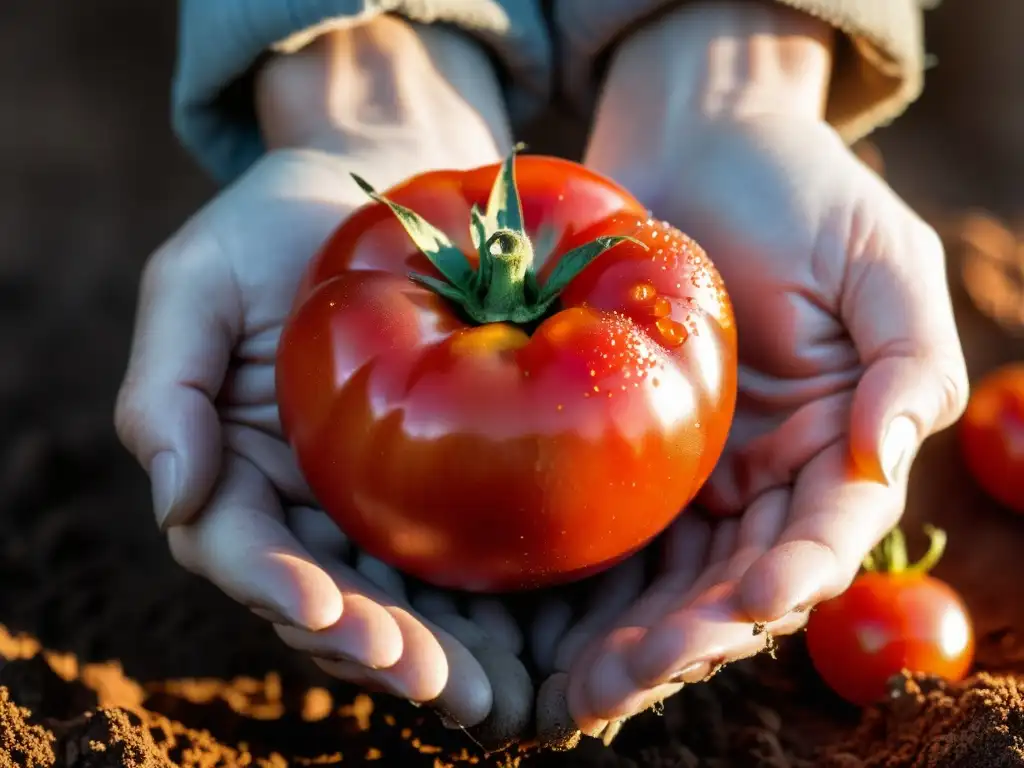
[805,526,974,707]
[960,363,1024,514]
[276,151,737,592]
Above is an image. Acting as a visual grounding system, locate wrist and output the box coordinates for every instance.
[604,0,833,124]
[255,16,511,167]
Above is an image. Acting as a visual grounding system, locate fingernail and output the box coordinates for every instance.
[150,451,182,531]
[880,415,919,485]
[666,660,710,684]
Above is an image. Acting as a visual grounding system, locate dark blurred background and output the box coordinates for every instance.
[1,1,1023,681]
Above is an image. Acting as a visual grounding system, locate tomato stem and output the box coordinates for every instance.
[480,231,534,320]
[352,147,646,329]
[862,524,947,575]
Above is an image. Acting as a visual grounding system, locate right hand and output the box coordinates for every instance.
[115,20,533,745]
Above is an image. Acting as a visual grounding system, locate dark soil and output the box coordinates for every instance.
[3,2,1024,766]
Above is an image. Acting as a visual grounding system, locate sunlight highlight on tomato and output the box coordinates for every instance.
[805,526,974,707]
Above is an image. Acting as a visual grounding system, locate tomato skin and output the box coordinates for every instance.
[276,155,737,592]
[805,572,974,707]
[960,363,1024,514]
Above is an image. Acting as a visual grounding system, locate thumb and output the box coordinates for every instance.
[115,227,239,529]
[844,211,969,486]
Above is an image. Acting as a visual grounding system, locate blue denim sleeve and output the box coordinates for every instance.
[173,0,551,184]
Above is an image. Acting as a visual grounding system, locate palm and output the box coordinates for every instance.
[547,116,962,736]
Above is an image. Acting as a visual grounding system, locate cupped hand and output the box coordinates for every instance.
[114,20,535,747]
[536,112,969,739]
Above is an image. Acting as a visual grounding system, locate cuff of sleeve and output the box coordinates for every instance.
[554,0,927,144]
[172,0,552,184]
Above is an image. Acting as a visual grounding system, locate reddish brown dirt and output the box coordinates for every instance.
[4,2,1024,766]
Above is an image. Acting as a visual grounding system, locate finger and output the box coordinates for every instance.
[560,516,710,733]
[737,440,905,622]
[689,489,790,596]
[589,495,788,704]
[467,598,524,656]
[412,591,491,650]
[563,515,712,682]
[535,673,582,751]
[275,593,402,669]
[410,594,534,747]
[463,646,534,752]
[166,454,342,631]
[844,210,969,485]
[115,231,239,529]
[316,606,493,727]
[702,391,852,514]
[313,561,494,727]
[223,424,315,505]
[552,554,646,673]
[218,359,276,408]
[531,598,574,677]
[585,592,806,719]
[355,552,409,603]
[567,622,684,733]
[287,506,350,562]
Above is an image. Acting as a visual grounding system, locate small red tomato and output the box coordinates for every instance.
[805,526,974,707]
[960,363,1024,514]
[276,150,737,592]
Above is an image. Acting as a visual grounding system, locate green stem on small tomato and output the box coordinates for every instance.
[862,524,947,576]
[351,147,645,329]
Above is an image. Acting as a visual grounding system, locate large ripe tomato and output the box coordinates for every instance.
[960,363,1024,514]
[805,526,974,707]
[276,151,737,592]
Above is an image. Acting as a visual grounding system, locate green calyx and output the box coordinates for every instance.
[862,524,947,576]
[351,145,644,326]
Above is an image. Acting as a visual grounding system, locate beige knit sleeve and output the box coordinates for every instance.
[553,0,929,143]
[174,0,551,183]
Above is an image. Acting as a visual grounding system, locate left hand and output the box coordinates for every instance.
[533,1,969,743]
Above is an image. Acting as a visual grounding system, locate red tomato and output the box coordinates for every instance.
[276,152,737,592]
[960,363,1024,514]
[805,526,974,707]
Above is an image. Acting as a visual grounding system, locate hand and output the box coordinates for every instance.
[533,2,969,740]
[114,19,533,745]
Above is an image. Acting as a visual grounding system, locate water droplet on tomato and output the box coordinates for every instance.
[655,316,689,348]
[629,282,656,303]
